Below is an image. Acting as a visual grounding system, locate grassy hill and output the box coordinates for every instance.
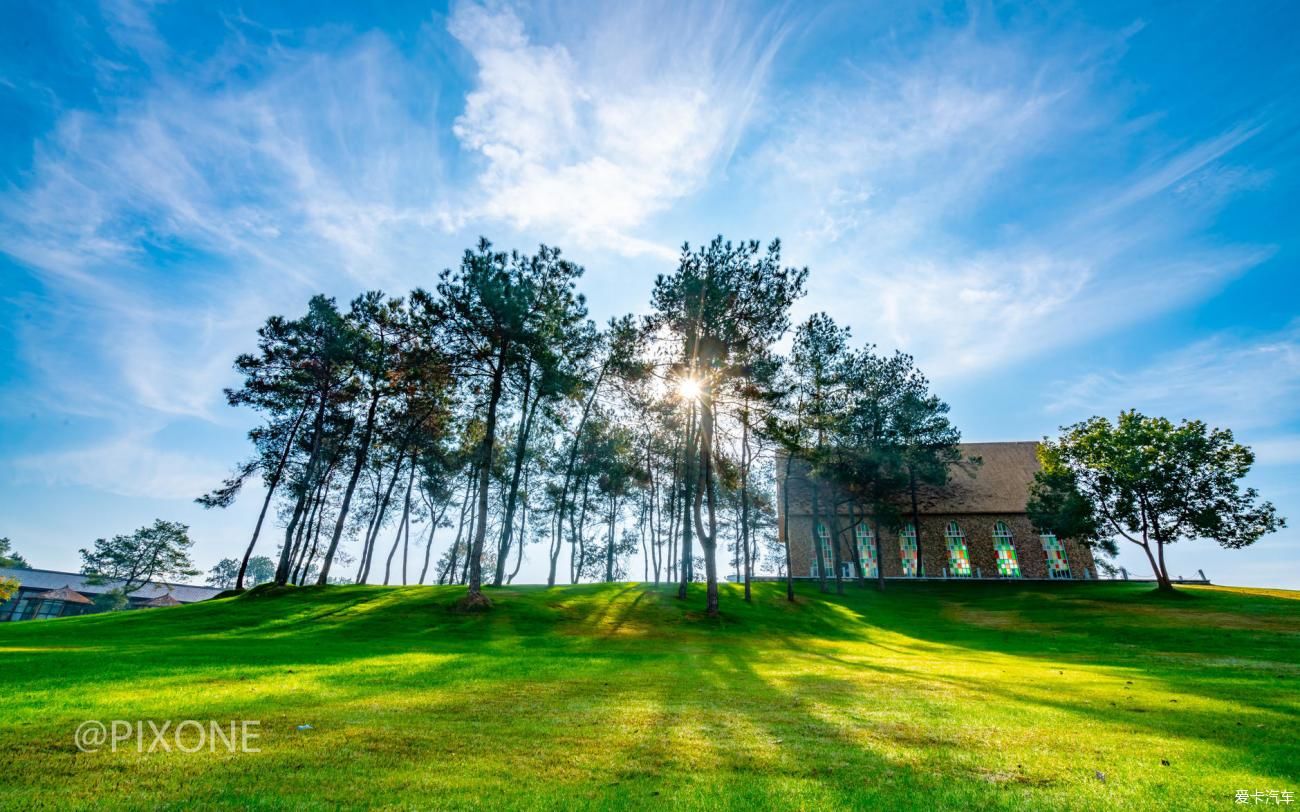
[1,581,1296,810]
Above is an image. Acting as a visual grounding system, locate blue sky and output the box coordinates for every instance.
[2,0,1297,588]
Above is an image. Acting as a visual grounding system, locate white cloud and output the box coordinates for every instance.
[448,1,786,258]
[13,431,228,500]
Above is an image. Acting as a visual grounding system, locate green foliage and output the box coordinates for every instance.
[0,537,30,569]
[1031,411,1284,586]
[207,556,275,589]
[79,519,200,595]
[0,576,17,603]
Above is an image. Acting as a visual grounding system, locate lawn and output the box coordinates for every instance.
[0,581,1296,810]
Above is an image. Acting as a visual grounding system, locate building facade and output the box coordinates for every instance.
[777,441,1097,580]
[0,567,222,621]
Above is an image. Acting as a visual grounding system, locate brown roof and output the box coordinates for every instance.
[141,593,182,607]
[913,441,1042,515]
[35,585,94,605]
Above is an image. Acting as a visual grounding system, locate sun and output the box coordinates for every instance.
[677,377,702,400]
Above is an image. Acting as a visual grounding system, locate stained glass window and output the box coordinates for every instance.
[855,523,878,578]
[811,522,834,577]
[944,521,972,577]
[993,521,1021,578]
[899,523,918,577]
[1040,533,1071,579]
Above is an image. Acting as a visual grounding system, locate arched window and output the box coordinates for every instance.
[811,522,834,577]
[993,521,1021,578]
[899,523,918,577]
[1040,533,1071,579]
[944,521,972,577]
[855,523,878,578]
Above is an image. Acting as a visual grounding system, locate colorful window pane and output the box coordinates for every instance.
[944,521,972,577]
[993,521,1021,578]
[811,522,834,577]
[899,523,918,577]
[855,524,878,578]
[1040,533,1071,579]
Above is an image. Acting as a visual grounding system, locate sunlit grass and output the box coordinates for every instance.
[0,581,1295,809]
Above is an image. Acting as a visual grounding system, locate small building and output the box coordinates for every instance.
[0,567,222,622]
[777,441,1098,580]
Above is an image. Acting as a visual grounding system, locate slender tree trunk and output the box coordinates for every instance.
[508,469,528,584]
[873,517,886,592]
[466,354,508,604]
[549,362,610,586]
[908,466,924,577]
[781,454,796,602]
[276,398,328,585]
[383,459,415,586]
[572,474,592,583]
[694,398,720,616]
[317,387,383,584]
[740,406,752,602]
[238,407,306,590]
[418,500,443,586]
[811,479,828,593]
[605,495,617,582]
[829,499,845,595]
[495,376,538,586]
[359,455,405,584]
[677,404,697,600]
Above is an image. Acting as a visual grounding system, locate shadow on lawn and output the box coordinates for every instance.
[0,580,1296,806]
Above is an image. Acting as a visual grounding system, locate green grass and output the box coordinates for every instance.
[0,581,1296,810]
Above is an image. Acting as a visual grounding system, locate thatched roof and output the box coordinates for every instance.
[141,593,182,607]
[913,442,1042,515]
[776,440,1044,516]
[34,585,94,605]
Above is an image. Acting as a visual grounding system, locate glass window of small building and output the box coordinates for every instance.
[899,523,918,576]
[811,522,834,577]
[993,521,1021,577]
[944,521,972,577]
[1040,533,1071,579]
[855,523,878,578]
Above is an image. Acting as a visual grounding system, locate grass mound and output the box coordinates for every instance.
[0,581,1295,810]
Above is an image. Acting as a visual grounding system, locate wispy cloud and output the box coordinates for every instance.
[753,21,1276,381]
[1046,323,1300,466]
[13,429,228,500]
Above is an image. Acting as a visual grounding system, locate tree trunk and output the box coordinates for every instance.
[358,455,405,584]
[317,386,383,584]
[465,350,507,605]
[383,458,415,586]
[494,376,538,586]
[873,517,886,592]
[677,404,697,600]
[238,407,306,590]
[508,469,528,584]
[908,466,924,577]
[276,398,328,585]
[418,493,448,586]
[739,404,752,602]
[778,453,795,601]
[693,397,720,616]
[549,362,610,586]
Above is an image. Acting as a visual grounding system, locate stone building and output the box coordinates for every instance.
[777,441,1097,580]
